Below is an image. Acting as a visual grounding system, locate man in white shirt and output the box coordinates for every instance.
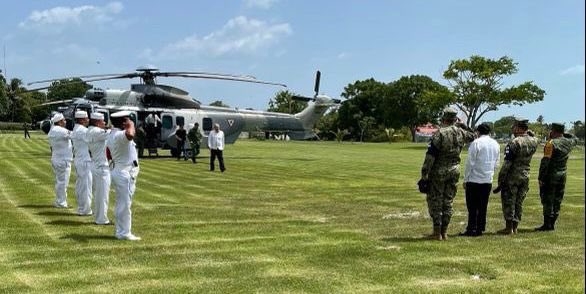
[71,111,93,216]
[207,123,226,172]
[48,113,73,208]
[107,111,141,241]
[461,123,500,236]
[87,112,112,225]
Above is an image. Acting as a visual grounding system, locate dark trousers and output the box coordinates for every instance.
[24,130,30,139]
[210,149,225,172]
[177,141,186,160]
[465,182,492,232]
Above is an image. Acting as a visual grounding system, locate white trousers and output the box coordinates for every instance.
[74,160,93,215]
[51,159,72,207]
[111,167,139,237]
[92,165,111,224]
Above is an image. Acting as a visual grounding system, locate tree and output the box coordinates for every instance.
[443,55,545,128]
[570,120,585,140]
[0,73,9,120]
[383,75,453,142]
[536,115,545,139]
[493,116,516,138]
[209,100,230,108]
[47,78,92,101]
[338,78,389,141]
[267,90,306,114]
[356,114,375,142]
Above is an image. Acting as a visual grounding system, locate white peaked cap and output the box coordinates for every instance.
[110,110,132,118]
[51,113,65,123]
[90,112,104,120]
[74,111,88,119]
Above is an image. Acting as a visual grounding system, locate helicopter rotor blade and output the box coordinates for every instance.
[169,74,287,87]
[33,99,74,107]
[314,70,321,97]
[157,71,257,79]
[27,73,132,86]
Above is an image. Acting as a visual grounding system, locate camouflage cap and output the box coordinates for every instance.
[513,116,529,128]
[442,107,458,119]
[551,122,565,133]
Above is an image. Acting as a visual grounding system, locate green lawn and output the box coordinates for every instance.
[0,132,584,293]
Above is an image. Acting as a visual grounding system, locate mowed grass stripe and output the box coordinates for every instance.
[0,134,583,293]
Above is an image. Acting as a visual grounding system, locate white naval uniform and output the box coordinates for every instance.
[48,125,73,207]
[88,126,111,224]
[72,124,93,215]
[106,128,140,239]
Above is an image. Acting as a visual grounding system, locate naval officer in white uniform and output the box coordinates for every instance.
[48,113,72,208]
[71,110,93,216]
[107,111,141,241]
[87,112,112,225]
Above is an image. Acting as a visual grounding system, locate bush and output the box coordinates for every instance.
[0,122,24,131]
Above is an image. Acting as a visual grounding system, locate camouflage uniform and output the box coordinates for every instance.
[420,108,476,239]
[496,118,539,233]
[187,123,202,163]
[536,123,578,230]
[134,124,146,158]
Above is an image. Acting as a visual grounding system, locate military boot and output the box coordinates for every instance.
[426,226,442,241]
[549,215,558,231]
[535,216,550,231]
[497,220,514,235]
[440,226,449,241]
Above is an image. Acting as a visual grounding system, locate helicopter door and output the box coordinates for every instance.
[160,113,175,145]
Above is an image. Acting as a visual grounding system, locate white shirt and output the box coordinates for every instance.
[48,125,73,161]
[145,114,161,127]
[71,124,92,162]
[106,128,138,168]
[464,135,500,184]
[87,126,111,167]
[208,130,225,150]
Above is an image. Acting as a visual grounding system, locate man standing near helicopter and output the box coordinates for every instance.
[48,113,73,208]
[107,111,141,241]
[87,112,112,225]
[208,123,226,172]
[71,111,93,216]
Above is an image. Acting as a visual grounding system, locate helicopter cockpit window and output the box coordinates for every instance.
[162,115,173,130]
[176,116,185,127]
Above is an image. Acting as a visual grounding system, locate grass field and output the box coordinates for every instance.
[0,132,584,293]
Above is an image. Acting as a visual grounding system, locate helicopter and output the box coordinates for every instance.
[31,66,340,156]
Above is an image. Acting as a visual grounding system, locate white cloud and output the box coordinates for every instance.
[18,2,123,32]
[244,0,279,9]
[154,16,292,60]
[337,52,350,59]
[560,64,585,76]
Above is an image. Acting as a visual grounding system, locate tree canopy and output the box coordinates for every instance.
[267,90,306,114]
[209,100,230,108]
[46,78,92,101]
[443,55,545,128]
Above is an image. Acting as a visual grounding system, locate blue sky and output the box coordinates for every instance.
[1,0,584,125]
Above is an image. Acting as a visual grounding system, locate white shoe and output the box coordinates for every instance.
[77,211,93,216]
[116,234,141,241]
[53,202,69,208]
[95,221,111,225]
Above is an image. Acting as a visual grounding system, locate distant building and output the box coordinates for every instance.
[414,123,439,142]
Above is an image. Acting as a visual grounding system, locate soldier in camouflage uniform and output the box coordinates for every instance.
[187,123,203,164]
[419,107,476,240]
[495,117,539,235]
[535,123,578,231]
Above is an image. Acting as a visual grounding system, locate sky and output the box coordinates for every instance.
[1,0,584,125]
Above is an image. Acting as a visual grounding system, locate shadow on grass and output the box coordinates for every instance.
[398,145,428,150]
[37,211,76,216]
[60,234,117,243]
[18,204,55,209]
[230,156,318,161]
[46,219,92,226]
